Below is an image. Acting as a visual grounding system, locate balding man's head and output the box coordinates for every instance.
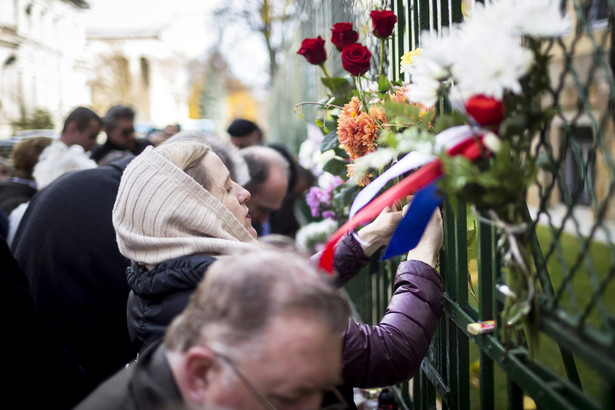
[240,146,290,224]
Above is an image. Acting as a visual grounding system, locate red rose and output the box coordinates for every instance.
[341,43,372,76]
[297,36,327,65]
[370,10,397,39]
[465,95,504,127]
[331,22,359,52]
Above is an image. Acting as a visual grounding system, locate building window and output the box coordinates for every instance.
[563,126,594,206]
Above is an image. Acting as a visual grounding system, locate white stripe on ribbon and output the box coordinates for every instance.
[349,125,479,218]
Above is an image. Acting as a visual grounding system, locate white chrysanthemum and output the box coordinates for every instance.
[353,148,396,175]
[451,27,534,99]
[467,0,569,38]
[404,53,450,106]
[298,123,325,173]
[396,128,436,155]
[295,219,338,254]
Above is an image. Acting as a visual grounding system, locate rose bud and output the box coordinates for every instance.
[370,10,397,39]
[297,36,327,65]
[331,22,359,52]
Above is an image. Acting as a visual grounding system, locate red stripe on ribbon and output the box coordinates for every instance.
[318,137,485,273]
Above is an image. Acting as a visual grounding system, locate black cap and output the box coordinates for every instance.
[227,119,259,137]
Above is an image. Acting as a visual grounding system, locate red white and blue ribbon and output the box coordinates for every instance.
[318,125,486,273]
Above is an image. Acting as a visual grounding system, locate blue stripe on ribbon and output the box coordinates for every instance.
[382,179,442,260]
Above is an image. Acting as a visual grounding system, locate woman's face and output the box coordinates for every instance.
[202,152,257,238]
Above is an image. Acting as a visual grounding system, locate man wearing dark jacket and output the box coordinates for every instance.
[90,105,151,165]
[1,238,88,409]
[76,248,352,410]
[12,155,137,396]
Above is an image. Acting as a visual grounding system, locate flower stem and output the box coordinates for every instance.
[353,76,369,112]
[379,38,385,78]
[320,64,338,95]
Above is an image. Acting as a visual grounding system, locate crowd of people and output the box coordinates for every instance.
[0,104,445,410]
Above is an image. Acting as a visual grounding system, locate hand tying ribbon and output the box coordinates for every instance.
[318,126,487,273]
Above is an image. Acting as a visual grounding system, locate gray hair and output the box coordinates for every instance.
[164,248,350,354]
[239,146,290,194]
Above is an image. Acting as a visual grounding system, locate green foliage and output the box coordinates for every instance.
[11,108,54,131]
[323,157,348,176]
[321,76,353,97]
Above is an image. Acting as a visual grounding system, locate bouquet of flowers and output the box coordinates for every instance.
[296,0,570,355]
[296,9,435,194]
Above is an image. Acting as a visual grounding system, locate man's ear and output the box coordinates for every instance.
[180,346,217,404]
[65,121,78,135]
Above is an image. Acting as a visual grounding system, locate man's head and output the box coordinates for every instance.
[227,118,263,149]
[60,107,103,151]
[165,248,350,409]
[103,105,136,150]
[11,136,53,180]
[240,146,289,224]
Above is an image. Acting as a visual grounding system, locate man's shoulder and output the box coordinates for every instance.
[73,365,136,410]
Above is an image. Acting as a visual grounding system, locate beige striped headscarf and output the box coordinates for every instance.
[112,146,258,266]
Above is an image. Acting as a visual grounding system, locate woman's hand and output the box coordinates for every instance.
[406,209,443,268]
[356,200,408,257]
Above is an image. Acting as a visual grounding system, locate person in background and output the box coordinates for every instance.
[147,123,182,147]
[11,154,138,393]
[90,105,152,165]
[0,136,52,216]
[0,158,11,181]
[1,238,89,409]
[267,143,315,238]
[75,248,351,410]
[227,118,263,149]
[32,106,101,190]
[239,145,290,236]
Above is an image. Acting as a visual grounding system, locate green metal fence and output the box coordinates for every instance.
[271,0,615,408]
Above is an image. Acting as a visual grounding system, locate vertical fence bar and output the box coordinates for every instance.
[478,216,496,410]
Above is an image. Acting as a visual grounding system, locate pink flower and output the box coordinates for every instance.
[306,186,330,217]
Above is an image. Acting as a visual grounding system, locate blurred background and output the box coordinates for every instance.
[0,0,296,145]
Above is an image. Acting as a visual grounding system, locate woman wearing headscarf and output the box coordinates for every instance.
[112,133,443,402]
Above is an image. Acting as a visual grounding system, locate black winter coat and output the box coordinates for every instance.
[12,156,137,392]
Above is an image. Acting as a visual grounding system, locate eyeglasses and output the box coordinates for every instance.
[212,350,348,410]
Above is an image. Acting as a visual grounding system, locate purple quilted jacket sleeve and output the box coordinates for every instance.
[310,233,371,286]
[340,259,444,387]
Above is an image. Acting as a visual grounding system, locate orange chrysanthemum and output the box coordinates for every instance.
[368,105,387,123]
[346,163,372,187]
[337,97,387,160]
[390,86,409,103]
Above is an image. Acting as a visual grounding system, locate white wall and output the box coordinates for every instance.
[0,0,90,139]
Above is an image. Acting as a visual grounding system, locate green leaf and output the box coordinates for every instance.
[433,113,467,134]
[323,157,348,176]
[320,131,339,152]
[378,75,391,92]
[321,76,353,97]
[315,118,324,128]
[332,183,358,210]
